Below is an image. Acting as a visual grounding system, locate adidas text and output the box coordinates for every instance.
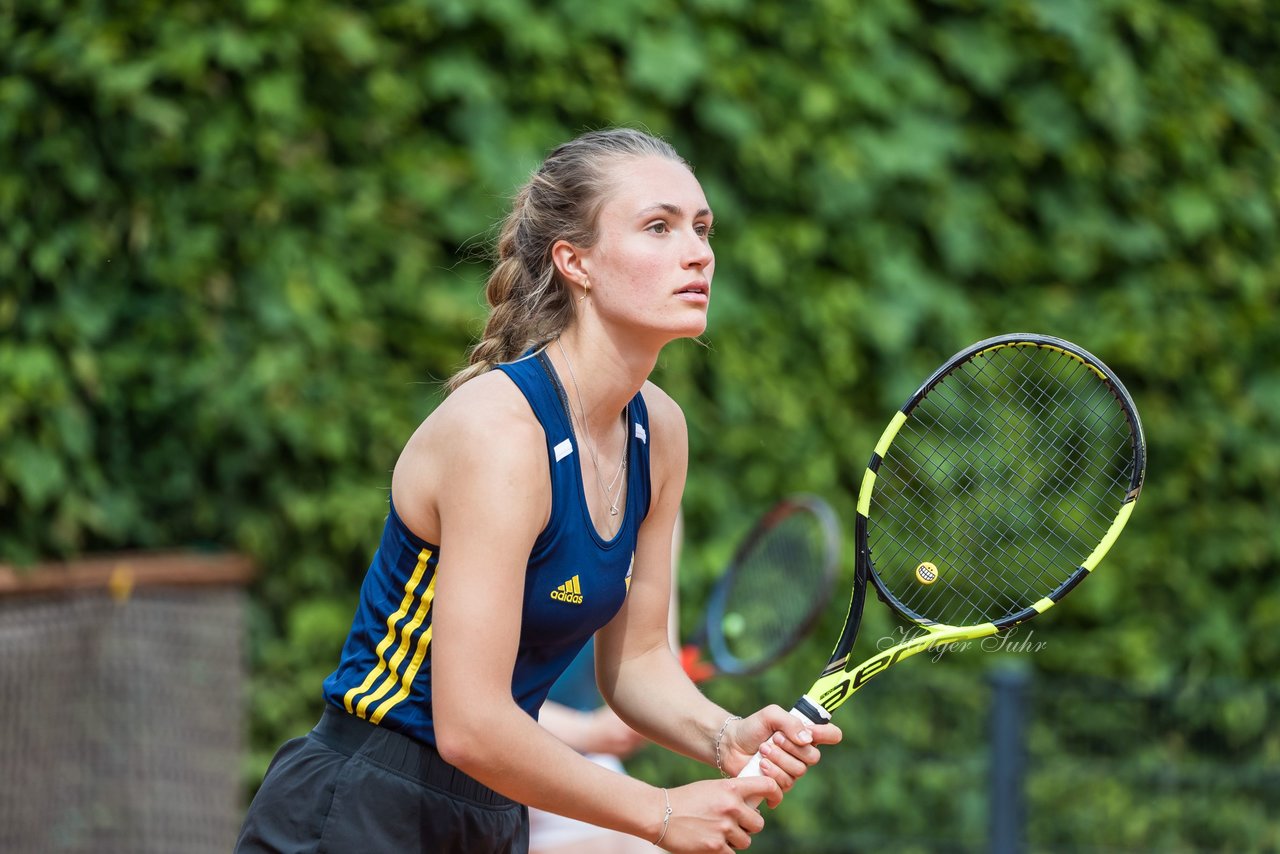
[551,574,584,605]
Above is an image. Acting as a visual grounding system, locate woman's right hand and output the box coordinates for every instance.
[657,777,782,852]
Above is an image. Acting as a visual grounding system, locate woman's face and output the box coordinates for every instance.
[578,155,715,344]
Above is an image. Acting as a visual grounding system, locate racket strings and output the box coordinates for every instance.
[924,350,1129,616]
[867,345,1137,627]
[880,367,1083,619]
[908,351,1129,617]
[950,357,1131,569]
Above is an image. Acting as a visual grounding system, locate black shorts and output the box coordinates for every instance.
[236,705,529,854]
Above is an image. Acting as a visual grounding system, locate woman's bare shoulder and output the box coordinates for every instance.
[427,370,543,443]
[392,370,548,538]
[639,380,689,439]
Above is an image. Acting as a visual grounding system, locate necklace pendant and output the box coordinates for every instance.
[610,506,619,516]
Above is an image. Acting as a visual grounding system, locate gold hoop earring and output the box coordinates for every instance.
[578,284,590,302]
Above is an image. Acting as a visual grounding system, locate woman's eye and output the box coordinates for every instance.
[649,222,668,234]
[696,224,715,239]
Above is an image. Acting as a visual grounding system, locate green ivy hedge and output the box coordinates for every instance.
[4,0,1277,848]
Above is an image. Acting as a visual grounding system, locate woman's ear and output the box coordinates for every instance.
[551,239,590,291]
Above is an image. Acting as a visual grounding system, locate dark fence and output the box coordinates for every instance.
[0,553,254,854]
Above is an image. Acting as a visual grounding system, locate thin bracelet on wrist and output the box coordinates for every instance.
[654,787,672,847]
[714,714,742,778]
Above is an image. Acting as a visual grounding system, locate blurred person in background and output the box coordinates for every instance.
[236,127,840,854]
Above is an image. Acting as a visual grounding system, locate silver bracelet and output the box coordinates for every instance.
[714,714,742,778]
[654,787,672,847]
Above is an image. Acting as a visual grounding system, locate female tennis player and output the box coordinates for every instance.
[236,127,841,854]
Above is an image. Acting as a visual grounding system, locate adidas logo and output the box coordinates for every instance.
[551,575,584,605]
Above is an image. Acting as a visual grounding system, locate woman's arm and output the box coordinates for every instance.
[594,384,843,786]
[592,384,723,760]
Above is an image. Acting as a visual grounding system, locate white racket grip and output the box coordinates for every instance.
[736,695,831,780]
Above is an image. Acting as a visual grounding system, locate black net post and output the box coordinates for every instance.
[989,666,1030,854]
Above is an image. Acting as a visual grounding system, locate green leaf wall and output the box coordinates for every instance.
[4,0,1277,847]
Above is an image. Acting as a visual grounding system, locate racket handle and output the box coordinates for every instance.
[736,695,831,781]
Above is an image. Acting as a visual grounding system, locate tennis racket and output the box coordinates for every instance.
[740,333,1146,777]
[680,495,841,682]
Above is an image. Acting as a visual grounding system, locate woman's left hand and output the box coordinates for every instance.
[721,706,843,793]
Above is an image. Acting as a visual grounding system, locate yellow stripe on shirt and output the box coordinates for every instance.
[370,622,433,725]
[342,547,432,715]
[355,573,437,719]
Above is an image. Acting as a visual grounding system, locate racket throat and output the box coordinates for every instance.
[792,694,832,726]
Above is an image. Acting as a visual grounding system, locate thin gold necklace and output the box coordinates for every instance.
[556,339,627,517]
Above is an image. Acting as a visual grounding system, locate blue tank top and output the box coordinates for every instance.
[321,350,652,745]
